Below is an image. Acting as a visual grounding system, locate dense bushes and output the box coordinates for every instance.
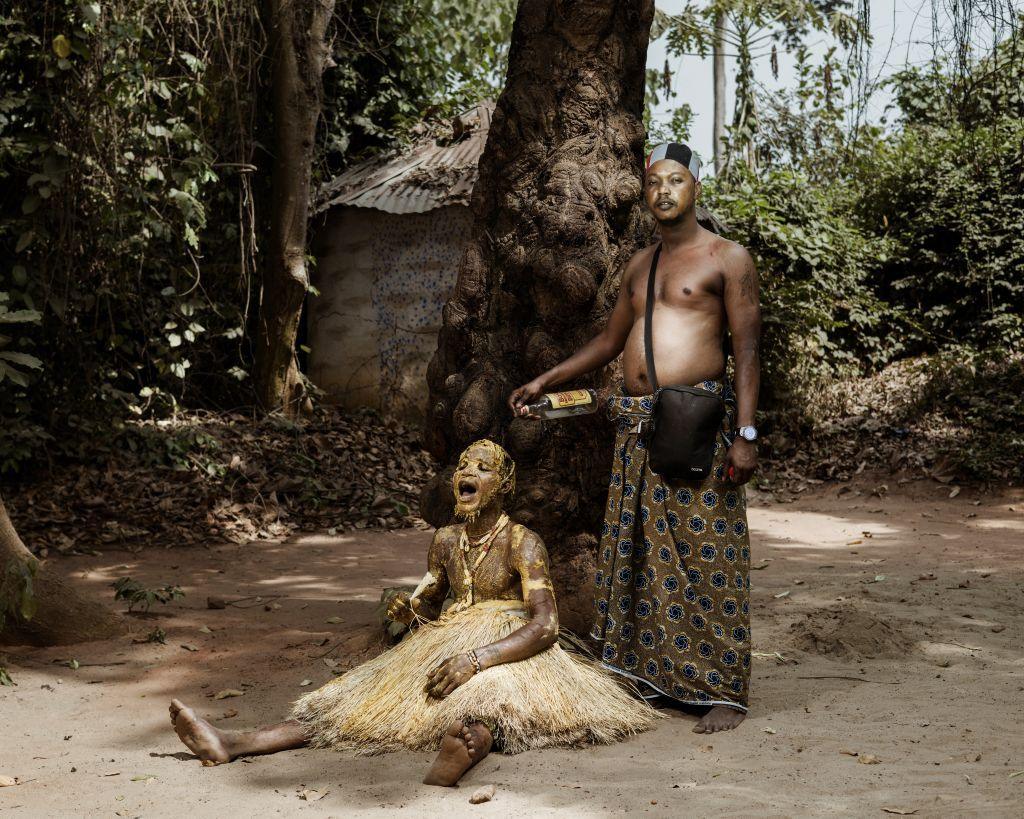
[703,166,898,414]
[0,1,513,474]
[861,117,1024,353]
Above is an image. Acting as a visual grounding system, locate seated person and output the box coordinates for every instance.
[169,439,655,786]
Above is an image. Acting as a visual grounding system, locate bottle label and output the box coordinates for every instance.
[548,389,593,409]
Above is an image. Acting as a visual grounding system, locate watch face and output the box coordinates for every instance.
[741,427,757,441]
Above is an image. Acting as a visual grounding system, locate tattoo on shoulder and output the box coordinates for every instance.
[739,264,758,305]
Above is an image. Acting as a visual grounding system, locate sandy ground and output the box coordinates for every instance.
[2,476,1023,817]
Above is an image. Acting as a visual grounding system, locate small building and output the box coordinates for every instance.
[308,103,492,421]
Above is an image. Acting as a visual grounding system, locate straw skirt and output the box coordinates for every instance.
[291,599,657,755]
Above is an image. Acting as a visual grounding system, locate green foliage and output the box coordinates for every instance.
[659,0,866,171]
[703,166,898,405]
[0,666,14,686]
[118,424,223,473]
[0,0,263,472]
[111,577,184,613]
[0,0,513,476]
[858,42,1024,354]
[321,0,515,169]
[861,116,1024,352]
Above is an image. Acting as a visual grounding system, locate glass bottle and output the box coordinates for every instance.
[520,389,598,420]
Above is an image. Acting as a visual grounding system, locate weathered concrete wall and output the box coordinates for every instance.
[309,205,471,420]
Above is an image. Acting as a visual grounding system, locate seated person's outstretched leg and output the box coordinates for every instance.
[167,441,655,776]
[169,699,309,764]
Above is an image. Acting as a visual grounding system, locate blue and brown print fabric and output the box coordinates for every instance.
[591,381,751,711]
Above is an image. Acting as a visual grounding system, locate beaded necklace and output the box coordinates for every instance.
[458,512,511,605]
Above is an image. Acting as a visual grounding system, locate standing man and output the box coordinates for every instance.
[509,142,760,733]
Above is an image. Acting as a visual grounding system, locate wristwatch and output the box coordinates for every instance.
[736,425,758,442]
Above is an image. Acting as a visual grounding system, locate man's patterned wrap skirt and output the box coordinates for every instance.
[591,381,751,711]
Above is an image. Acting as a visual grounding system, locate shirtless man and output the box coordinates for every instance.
[509,141,761,733]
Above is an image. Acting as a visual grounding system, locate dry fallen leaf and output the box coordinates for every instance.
[0,775,18,787]
[198,626,213,635]
[839,749,858,757]
[469,784,496,804]
[881,809,918,815]
[299,679,312,687]
[180,644,198,652]
[325,616,343,624]
[948,486,960,498]
[214,688,244,700]
[858,754,881,765]
[221,709,239,719]
[763,727,777,734]
[130,774,158,783]
[773,590,790,599]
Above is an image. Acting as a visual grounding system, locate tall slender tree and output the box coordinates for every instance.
[254,0,337,415]
[420,0,656,632]
[712,9,728,173]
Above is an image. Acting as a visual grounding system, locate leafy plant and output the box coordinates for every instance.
[860,114,1024,353]
[111,577,184,613]
[703,165,900,414]
[140,626,167,644]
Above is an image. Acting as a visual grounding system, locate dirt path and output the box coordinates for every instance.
[2,478,1022,817]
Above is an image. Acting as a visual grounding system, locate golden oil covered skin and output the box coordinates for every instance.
[167,438,656,782]
[291,439,657,754]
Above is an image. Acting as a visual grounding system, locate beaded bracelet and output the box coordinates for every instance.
[467,649,482,674]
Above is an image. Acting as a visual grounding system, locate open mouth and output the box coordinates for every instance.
[657,200,675,209]
[457,478,479,503]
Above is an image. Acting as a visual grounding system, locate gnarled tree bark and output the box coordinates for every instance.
[420,0,656,634]
[0,493,125,646]
[254,0,336,415]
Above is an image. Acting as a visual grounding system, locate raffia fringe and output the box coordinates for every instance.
[291,600,659,755]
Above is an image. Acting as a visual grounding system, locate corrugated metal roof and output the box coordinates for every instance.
[316,102,492,216]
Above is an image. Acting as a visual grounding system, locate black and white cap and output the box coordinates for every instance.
[646,142,701,180]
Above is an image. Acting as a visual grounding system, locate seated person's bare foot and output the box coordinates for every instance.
[169,699,234,765]
[422,719,493,786]
[692,704,746,734]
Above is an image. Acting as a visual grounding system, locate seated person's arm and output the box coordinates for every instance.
[475,530,558,669]
[424,530,558,698]
[388,529,450,624]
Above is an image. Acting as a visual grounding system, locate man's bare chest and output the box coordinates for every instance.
[629,256,724,315]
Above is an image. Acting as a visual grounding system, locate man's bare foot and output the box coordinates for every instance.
[422,719,493,786]
[169,699,234,765]
[692,705,746,733]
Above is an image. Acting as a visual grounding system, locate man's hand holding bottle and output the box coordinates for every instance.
[508,382,599,421]
[508,378,547,418]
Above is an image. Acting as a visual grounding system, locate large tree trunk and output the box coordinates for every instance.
[254,0,336,415]
[420,0,656,634]
[712,9,727,174]
[0,493,125,646]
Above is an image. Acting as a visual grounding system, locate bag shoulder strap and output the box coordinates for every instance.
[644,243,662,392]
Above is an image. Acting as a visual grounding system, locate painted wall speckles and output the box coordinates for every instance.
[308,205,471,420]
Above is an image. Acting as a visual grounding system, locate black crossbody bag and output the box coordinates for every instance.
[642,244,726,482]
